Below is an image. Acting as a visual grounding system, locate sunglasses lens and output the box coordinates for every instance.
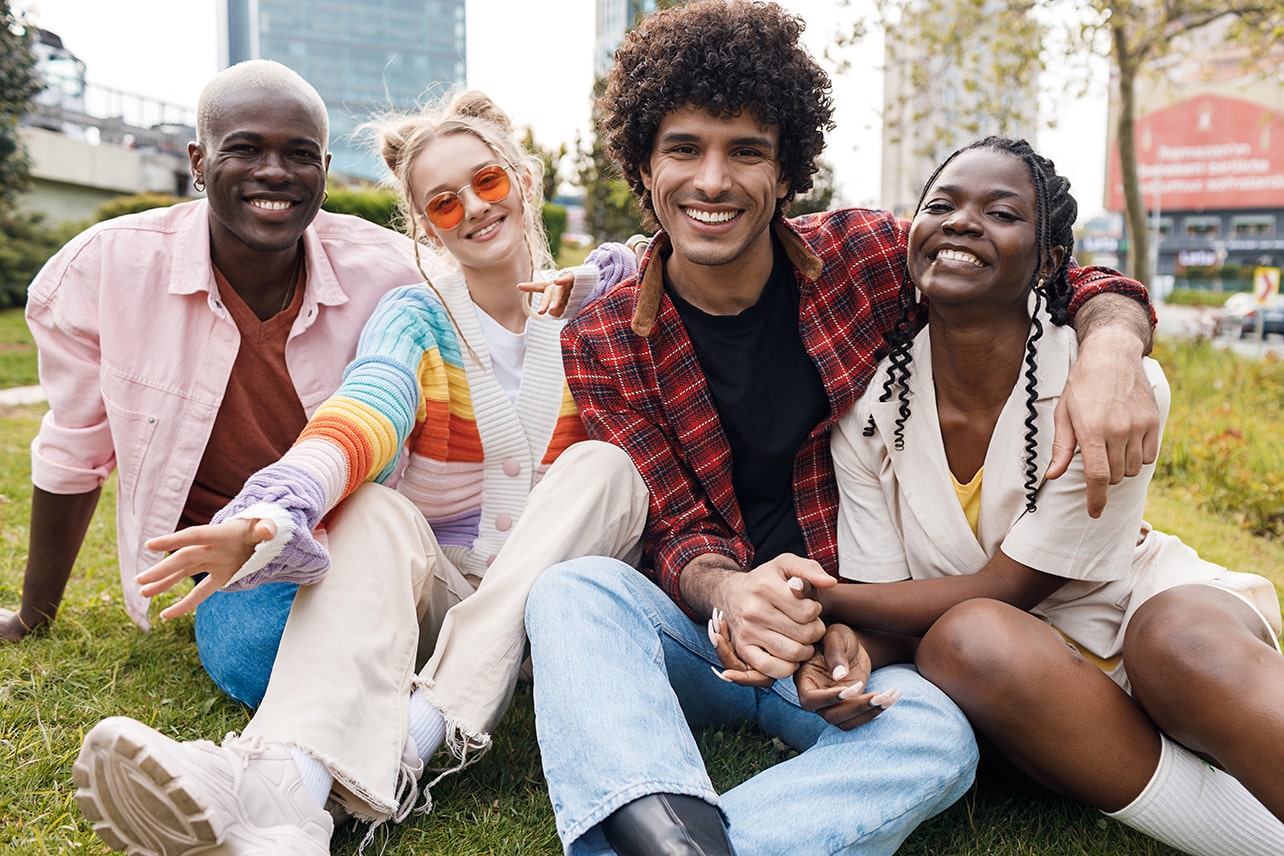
[424,165,511,230]
[425,192,464,230]
[473,165,511,202]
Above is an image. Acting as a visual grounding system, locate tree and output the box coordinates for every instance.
[854,0,1284,286]
[574,77,645,244]
[0,1,42,210]
[522,127,567,204]
[792,159,840,216]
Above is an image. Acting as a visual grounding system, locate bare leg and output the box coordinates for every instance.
[916,598,1158,811]
[1124,584,1284,822]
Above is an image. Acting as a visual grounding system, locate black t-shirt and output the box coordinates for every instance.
[667,245,830,563]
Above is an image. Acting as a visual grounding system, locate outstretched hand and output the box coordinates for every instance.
[139,518,277,619]
[795,623,899,730]
[517,271,575,317]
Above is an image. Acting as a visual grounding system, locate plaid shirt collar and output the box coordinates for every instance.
[628,216,826,337]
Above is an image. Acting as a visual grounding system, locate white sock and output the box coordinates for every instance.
[289,748,334,808]
[1106,734,1284,856]
[407,689,447,766]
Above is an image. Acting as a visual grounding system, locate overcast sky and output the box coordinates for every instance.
[18,0,1110,213]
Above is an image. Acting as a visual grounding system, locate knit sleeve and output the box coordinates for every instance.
[218,284,456,589]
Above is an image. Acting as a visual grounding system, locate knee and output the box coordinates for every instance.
[876,665,979,777]
[329,482,423,535]
[1124,587,1258,689]
[555,441,646,494]
[916,599,1027,692]
[525,556,637,629]
[195,585,297,709]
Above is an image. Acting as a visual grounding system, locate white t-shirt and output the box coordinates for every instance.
[474,304,528,405]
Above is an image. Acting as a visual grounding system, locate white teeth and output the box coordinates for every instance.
[471,221,501,238]
[251,199,292,211]
[684,208,738,224]
[936,249,983,266]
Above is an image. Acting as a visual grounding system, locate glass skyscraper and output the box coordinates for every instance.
[221,0,466,180]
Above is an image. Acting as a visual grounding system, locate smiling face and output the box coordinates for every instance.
[641,105,789,289]
[409,131,529,274]
[189,85,329,262]
[908,148,1052,315]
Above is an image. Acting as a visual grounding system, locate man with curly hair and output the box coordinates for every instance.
[524,1,1161,853]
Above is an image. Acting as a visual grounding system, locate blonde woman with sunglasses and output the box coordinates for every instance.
[72,91,648,855]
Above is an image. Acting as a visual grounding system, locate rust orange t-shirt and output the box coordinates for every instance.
[179,262,308,528]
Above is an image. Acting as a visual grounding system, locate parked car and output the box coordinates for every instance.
[1240,303,1284,339]
[1216,292,1255,337]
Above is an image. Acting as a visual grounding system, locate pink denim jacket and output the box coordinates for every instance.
[26,200,440,629]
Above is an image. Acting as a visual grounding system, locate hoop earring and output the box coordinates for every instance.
[193,175,205,193]
[322,190,329,203]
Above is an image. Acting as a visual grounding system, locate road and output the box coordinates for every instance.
[1154,302,1284,358]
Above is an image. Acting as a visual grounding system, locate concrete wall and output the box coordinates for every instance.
[18,126,191,224]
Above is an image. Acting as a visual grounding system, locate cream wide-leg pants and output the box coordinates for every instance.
[242,440,649,819]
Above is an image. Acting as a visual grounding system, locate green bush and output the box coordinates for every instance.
[0,211,82,308]
[542,202,567,261]
[321,187,400,229]
[1163,289,1235,307]
[94,193,184,222]
[1152,339,1284,539]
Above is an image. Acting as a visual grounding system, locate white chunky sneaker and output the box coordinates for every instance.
[74,716,333,855]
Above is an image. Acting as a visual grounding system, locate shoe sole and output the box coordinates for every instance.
[73,718,228,856]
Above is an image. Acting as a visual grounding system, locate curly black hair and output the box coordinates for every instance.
[599,0,834,223]
[865,136,1077,512]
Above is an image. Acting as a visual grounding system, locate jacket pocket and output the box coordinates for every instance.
[100,373,160,515]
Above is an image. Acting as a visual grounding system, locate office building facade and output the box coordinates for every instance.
[221,0,466,180]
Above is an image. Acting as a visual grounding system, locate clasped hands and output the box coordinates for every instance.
[705,555,900,730]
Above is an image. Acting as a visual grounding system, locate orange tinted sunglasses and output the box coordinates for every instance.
[423,164,514,230]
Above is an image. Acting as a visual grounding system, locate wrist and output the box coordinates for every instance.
[1078,322,1145,356]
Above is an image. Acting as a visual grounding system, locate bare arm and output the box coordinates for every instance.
[819,550,1068,638]
[0,487,102,641]
[1052,293,1160,517]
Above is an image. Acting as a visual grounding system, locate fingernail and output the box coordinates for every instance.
[707,619,719,647]
[711,666,733,682]
[788,577,805,592]
[871,689,902,708]
[838,681,865,700]
[832,664,849,681]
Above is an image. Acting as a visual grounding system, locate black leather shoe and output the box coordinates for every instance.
[602,793,736,856]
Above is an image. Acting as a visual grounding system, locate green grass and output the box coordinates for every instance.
[3,337,1283,854]
[0,307,38,389]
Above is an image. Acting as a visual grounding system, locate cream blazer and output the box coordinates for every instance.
[832,303,1280,687]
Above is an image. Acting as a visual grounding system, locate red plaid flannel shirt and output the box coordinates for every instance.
[561,209,1153,618]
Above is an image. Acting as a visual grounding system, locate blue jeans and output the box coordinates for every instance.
[525,558,978,856]
[193,581,298,709]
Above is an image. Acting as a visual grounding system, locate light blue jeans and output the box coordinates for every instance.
[525,558,979,856]
[194,581,298,709]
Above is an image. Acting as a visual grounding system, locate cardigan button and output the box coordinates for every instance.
[494,512,513,532]
[502,457,521,477]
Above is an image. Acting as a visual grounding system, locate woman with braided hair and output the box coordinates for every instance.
[824,137,1284,856]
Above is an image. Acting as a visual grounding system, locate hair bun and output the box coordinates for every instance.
[377,118,421,173]
[448,90,513,133]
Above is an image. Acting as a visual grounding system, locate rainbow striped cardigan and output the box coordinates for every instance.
[215,265,599,588]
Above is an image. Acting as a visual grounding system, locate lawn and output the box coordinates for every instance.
[0,305,39,389]
[2,328,1281,854]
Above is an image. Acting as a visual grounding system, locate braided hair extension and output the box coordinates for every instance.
[871,137,1078,511]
